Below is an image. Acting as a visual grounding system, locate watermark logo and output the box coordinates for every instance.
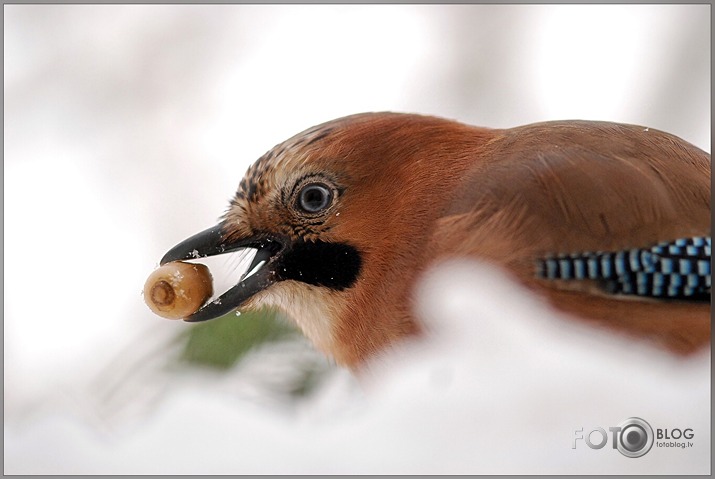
[573,418,695,458]
[573,417,654,458]
[655,427,694,449]
[614,417,654,458]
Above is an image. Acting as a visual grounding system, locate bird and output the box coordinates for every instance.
[160,112,711,371]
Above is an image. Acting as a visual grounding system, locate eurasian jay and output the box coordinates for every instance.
[160,113,711,370]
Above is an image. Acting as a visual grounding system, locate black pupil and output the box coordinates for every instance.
[300,184,330,212]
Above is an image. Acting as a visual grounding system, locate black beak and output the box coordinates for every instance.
[160,222,284,322]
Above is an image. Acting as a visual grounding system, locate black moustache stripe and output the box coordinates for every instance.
[277,240,362,291]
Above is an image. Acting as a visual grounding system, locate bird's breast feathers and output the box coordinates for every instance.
[246,281,345,356]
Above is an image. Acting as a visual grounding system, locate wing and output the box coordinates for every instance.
[537,236,711,300]
[430,120,711,354]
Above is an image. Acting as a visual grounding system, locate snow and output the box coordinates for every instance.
[170,270,184,283]
[4,260,710,474]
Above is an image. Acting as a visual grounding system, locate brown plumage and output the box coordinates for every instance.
[159,113,711,370]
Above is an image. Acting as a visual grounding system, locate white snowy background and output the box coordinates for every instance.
[4,4,711,474]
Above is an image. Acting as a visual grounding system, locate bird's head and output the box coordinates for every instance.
[161,112,492,368]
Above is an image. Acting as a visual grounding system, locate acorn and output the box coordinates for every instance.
[144,261,213,319]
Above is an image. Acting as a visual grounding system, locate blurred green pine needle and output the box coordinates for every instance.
[178,308,300,369]
[161,308,335,402]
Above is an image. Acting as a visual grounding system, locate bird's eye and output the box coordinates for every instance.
[298,183,333,213]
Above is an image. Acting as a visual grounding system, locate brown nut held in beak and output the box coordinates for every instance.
[143,261,213,319]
